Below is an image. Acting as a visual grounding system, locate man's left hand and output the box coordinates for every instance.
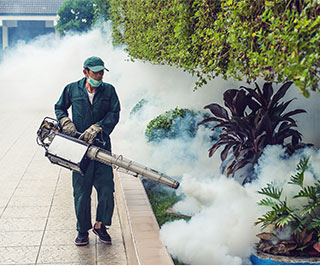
[79,124,102,144]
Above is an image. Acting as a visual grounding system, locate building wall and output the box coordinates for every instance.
[0,15,58,50]
[8,20,55,46]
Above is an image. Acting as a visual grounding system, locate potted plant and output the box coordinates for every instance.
[199,82,307,184]
[252,157,320,264]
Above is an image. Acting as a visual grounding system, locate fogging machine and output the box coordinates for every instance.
[36,117,180,189]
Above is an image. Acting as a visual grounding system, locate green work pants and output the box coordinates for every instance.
[72,160,114,233]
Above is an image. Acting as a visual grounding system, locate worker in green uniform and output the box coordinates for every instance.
[55,56,120,246]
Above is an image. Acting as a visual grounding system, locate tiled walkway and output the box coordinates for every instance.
[0,111,173,265]
[0,112,126,264]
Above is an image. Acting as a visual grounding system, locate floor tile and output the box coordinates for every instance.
[17,179,57,189]
[0,231,43,247]
[0,217,47,232]
[49,206,75,218]
[1,206,50,218]
[0,195,11,206]
[13,187,55,198]
[0,246,39,264]
[97,242,127,265]
[37,245,96,264]
[41,230,96,246]
[0,188,15,197]
[45,216,78,231]
[7,196,52,207]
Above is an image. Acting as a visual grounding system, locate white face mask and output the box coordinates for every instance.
[88,76,102,87]
[86,70,102,87]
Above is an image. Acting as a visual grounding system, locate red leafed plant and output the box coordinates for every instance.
[199,82,306,183]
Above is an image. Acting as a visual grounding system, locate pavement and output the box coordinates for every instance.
[0,111,173,265]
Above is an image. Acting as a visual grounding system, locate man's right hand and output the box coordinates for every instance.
[60,117,77,136]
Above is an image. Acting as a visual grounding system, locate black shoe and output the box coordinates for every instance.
[75,231,89,246]
[93,224,112,244]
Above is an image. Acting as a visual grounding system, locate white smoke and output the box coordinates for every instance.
[1,22,319,265]
[161,145,320,265]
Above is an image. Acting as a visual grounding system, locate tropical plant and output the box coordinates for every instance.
[56,0,95,35]
[255,157,320,257]
[199,82,307,180]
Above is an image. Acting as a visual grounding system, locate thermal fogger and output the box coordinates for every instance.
[36,117,180,189]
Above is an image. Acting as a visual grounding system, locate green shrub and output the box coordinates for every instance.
[145,107,203,142]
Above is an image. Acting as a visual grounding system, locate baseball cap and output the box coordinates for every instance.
[83,56,109,72]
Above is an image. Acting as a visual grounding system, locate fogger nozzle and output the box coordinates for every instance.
[87,146,180,189]
[37,117,180,189]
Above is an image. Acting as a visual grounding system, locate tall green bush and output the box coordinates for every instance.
[109,0,320,97]
[93,0,111,22]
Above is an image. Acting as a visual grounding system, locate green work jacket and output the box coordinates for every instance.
[55,77,120,150]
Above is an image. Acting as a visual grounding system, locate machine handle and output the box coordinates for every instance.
[74,131,106,146]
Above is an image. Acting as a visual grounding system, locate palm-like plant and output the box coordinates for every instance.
[199,82,306,180]
[255,157,320,256]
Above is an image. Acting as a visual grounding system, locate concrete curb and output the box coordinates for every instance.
[115,171,174,265]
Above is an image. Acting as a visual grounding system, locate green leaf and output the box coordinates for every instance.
[289,157,310,187]
[258,198,277,207]
[294,186,317,200]
[258,183,282,200]
[301,200,320,216]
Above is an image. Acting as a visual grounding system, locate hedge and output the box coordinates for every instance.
[109,0,320,97]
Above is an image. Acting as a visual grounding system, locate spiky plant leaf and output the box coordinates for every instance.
[258,198,277,207]
[297,157,310,171]
[302,201,320,216]
[262,82,273,105]
[308,217,320,231]
[271,201,291,215]
[291,218,308,235]
[294,186,317,200]
[270,82,293,108]
[275,213,295,228]
[255,211,277,229]
[258,184,282,200]
[289,157,310,187]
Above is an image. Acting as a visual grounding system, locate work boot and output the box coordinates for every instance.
[93,224,112,244]
[75,231,89,246]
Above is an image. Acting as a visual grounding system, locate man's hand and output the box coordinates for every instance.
[60,117,77,136]
[79,124,102,144]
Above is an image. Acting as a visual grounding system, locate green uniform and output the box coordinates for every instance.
[55,77,120,233]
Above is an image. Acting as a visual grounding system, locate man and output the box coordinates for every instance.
[55,56,120,246]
